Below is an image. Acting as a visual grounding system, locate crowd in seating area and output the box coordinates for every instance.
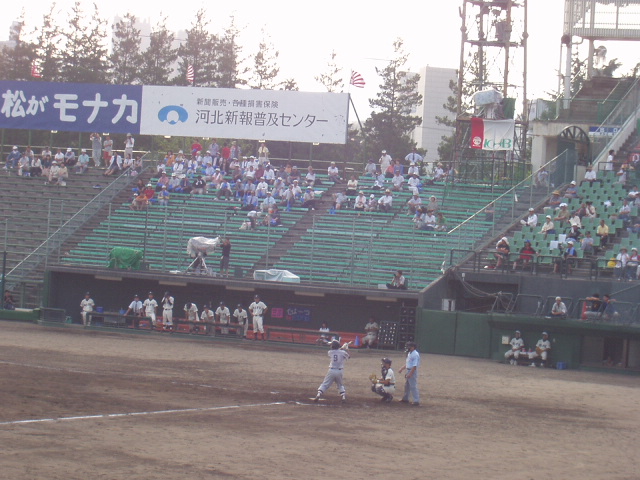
[3,133,143,184]
[487,156,640,279]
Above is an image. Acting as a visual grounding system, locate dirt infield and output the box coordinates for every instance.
[0,322,639,480]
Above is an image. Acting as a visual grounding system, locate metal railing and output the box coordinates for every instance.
[6,155,152,290]
[446,150,572,267]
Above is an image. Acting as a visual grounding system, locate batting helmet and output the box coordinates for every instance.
[330,339,340,349]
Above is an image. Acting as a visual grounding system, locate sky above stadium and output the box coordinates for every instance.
[2,0,640,118]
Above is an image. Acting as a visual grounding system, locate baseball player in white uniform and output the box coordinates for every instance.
[249,295,267,340]
[372,357,396,402]
[314,339,350,403]
[362,317,379,348]
[215,301,231,335]
[143,292,158,326]
[161,291,174,331]
[504,330,525,365]
[80,292,95,326]
[184,302,198,332]
[529,332,552,367]
[200,304,215,334]
[233,304,248,338]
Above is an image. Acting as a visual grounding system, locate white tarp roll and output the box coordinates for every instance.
[253,269,301,283]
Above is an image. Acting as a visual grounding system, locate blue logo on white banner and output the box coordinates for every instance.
[157,105,189,125]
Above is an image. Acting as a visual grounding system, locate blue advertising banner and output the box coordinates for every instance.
[0,81,142,134]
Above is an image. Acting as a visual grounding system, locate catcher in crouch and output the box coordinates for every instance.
[313,339,350,403]
[371,357,396,402]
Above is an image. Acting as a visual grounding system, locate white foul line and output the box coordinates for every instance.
[0,402,287,427]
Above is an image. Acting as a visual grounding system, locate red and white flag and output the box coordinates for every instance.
[31,61,42,78]
[350,70,365,88]
[470,118,515,151]
[186,64,194,84]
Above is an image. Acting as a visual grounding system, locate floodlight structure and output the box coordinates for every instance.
[451,0,529,187]
[562,0,640,103]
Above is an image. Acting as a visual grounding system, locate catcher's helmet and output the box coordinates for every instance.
[330,339,340,349]
[381,357,392,365]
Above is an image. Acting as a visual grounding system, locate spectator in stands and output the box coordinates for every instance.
[63,147,76,167]
[567,224,582,242]
[4,290,16,310]
[554,240,577,274]
[626,248,639,280]
[132,155,143,175]
[302,187,317,211]
[554,203,570,223]
[305,166,317,187]
[584,293,603,321]
[435,212,447,232]
[433,163,445,181]
[378,190,394,213]
[332,190,349,211]
[53,148,65,164]
[420,209,437,231]
[535,167,549,188]
[616,164,628,185]
[596,218,609,247]
[407,193,422,215]
[17,152,30,176]
[520,207,538,227]
[354,191,367,212]
[512,239,536,271]
[157,185,170,206]
[366,194,377,212]
[168,173,181,192]
[362,317,379,348]
[548,190,564,209]
[407,161,420,178]
[391,171,405,192]
[121,153,134,173]
[584,200,597,218]
[540,215,556,238]
[412,206,425,229]
[192,175,207,195]
[504,330,525,365]
[379,150,392,176]
[426,196,439,213]
[364,159,377,177]
[528,332,551,367]
[386,270,408,289]
[581,165,600,185]
[255,177,269,198]
[57,163,69,186]
[261,191,277,212]
[142,184,155,203]
[392,159,404,176]
[291,180,303,202]
[407,173,421,194]
[289,165,301,184]
[264,205,282,227]
[47,161,60,184]
[601,294,620,321]
[219,238,231,276]
[373,170,386,190]
[178,175,192,194]
[581,231,595,255]
[103,151,122,176]
[405,149,423,165]
[614,247,630,280]
[75,149,90,174]
[491,237,510,269]
[29,156,42,177]
[606,149,615,171]
[5,145,20,169]
[611,199,632,226]
[90,133,102,167]
[563,181,578,200]
[346,175,359,196]
[327,162,341,183]
[124,133,134,158]
[549,297,567,318]
[155,172,170,192]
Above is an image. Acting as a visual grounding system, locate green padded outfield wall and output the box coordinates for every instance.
[416,310,491,358]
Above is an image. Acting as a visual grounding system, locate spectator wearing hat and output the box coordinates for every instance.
[406,192,422,215]
[540,215,556,238]
[513,239,537,270]
[130,193,149,210]
[6,145,21,169]
[192,175,207,195]
[616,163,629,185]
[554,240,577,274]
[391,171,405,192]
[550,297,567,318]
[63,147,76,167]
[486,237,510,270]
[378,190,394,213]
[157,185,170,206]
[567,223,582,242]
[260,191,277,212]
[124,133,134,157]
[354,191,367,212]
[426,195,439,213]
[302,187,317,210]
[520,208,538,227]
[407,161,421,178]
[548,190,562,207]
[433,163,445,181]
[379,150,392,175]
[407,173,421,194]
[535,167,549,188]
[366,194,377,212]
[80,292,95,326]
[528,332,551,367]
[178,174,192,194]
[142,183,155,201]
[563,181,578,200]
[75,149,90,174]
[554,203,570,223]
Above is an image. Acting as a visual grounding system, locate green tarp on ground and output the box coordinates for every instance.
[108,247,143,270]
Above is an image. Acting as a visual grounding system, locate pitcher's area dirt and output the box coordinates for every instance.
[0,322,638,480]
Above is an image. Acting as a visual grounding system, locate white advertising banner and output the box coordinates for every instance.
[140,86,349,144]
[470,117,515,151]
